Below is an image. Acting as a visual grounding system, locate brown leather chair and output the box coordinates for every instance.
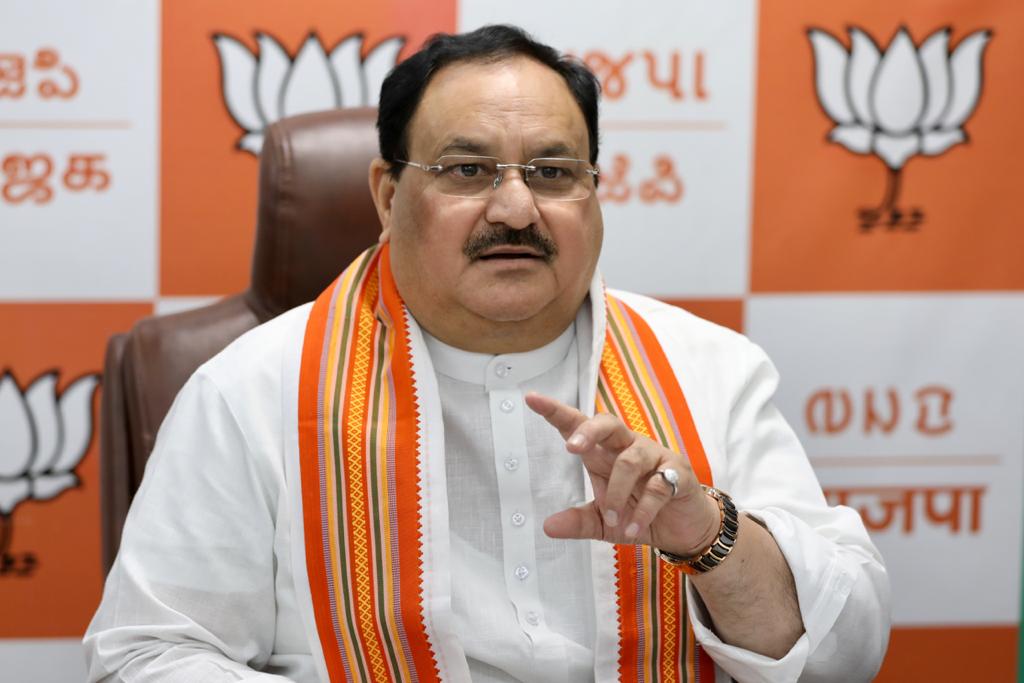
[100,107,382,572]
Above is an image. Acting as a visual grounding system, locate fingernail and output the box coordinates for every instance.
[603,509,619,528]
[568,434,585,448]
[625,522,639,539]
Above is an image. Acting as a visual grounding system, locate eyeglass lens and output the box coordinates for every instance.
[432,155,593,200]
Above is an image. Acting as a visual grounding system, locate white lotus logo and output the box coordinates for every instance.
[0,371,98,557]
[213,31,404,154]
[808,27,991,228]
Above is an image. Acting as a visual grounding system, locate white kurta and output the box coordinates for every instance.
[426,323,594,682]
[84,278,890,683]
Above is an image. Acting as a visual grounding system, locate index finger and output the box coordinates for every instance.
[524,392,587,439]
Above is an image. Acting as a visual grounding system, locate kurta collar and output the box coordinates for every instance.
[422,321,576,390]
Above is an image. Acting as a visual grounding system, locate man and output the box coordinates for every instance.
[85,25,889,682]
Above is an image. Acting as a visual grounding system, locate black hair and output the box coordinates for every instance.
[376,24,600,178]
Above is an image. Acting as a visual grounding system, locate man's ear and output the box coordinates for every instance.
[369,158,396,244]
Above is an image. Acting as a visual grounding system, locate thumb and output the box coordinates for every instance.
[543,501,604,541]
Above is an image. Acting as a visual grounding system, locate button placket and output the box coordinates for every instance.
[489,386,546,638]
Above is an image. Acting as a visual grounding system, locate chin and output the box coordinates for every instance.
[466,293,551,324]
[462,275,557,319]
[474,303,548,324]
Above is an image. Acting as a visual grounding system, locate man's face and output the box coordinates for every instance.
[374,56,603,352]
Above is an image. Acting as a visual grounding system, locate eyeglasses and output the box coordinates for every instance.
[395,155,600,201]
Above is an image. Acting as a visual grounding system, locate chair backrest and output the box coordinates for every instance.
[100,107,381,571]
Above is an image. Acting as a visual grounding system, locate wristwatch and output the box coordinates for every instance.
[653,485,739,575]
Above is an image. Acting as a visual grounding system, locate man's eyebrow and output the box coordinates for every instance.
[437,137,489,156]
[435,139,582,159]
[532,142,578,159]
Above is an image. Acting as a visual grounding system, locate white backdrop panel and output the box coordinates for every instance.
[458,1,756,297]
[0,639,87,683]
[0,0,158,300]
[747,294,1024,625]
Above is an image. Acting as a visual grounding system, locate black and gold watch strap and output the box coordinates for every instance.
[653,486,739,575]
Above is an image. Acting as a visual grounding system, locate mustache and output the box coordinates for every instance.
[463,225,558,263]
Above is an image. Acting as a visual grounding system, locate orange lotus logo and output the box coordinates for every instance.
[808,27,991,230]
[213,31,404,154]
[0,371,98,576]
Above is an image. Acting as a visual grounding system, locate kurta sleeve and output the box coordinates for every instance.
[84,370,294,682]
[685,338,891,683]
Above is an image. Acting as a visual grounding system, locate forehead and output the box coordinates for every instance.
[407,56,590,160]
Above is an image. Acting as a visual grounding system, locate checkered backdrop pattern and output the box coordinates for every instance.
[1,1,1021,680]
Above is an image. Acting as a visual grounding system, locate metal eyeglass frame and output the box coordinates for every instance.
[394,155,600,201]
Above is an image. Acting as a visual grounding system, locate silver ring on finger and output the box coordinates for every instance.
[657,468,680,498]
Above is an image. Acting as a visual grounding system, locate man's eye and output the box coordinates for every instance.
[536,166,568,180]
[449,164,482,177]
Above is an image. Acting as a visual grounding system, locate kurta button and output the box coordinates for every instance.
[495,364,511,378]
[504,458,519,472]
[511,512,526,527]
[500,399,515,413]
[514,564,530,580]
[525,611,540,626]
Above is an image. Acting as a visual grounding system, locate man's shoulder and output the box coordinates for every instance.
[603,290,776,425]
[606,288,749,352]
[197,301,314,390]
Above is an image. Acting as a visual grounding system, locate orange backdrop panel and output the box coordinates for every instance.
[876,625,1017,681]
[160,0,455,297]
[660,298,745,334]
[751,0,1024,292]
[0,303,151,637]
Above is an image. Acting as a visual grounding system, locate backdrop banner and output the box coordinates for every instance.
[1,1,1020,680]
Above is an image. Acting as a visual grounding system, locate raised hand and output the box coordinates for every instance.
[524,392,720,557]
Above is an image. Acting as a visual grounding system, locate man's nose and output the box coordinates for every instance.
[484,168,541,229]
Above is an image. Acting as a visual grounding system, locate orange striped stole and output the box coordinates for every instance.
[299,245,716,682]
[599,294,717,682]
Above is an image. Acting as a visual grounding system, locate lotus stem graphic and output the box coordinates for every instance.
[808,27,991,229]
[213,32,404,154]
[0,371,98,556]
